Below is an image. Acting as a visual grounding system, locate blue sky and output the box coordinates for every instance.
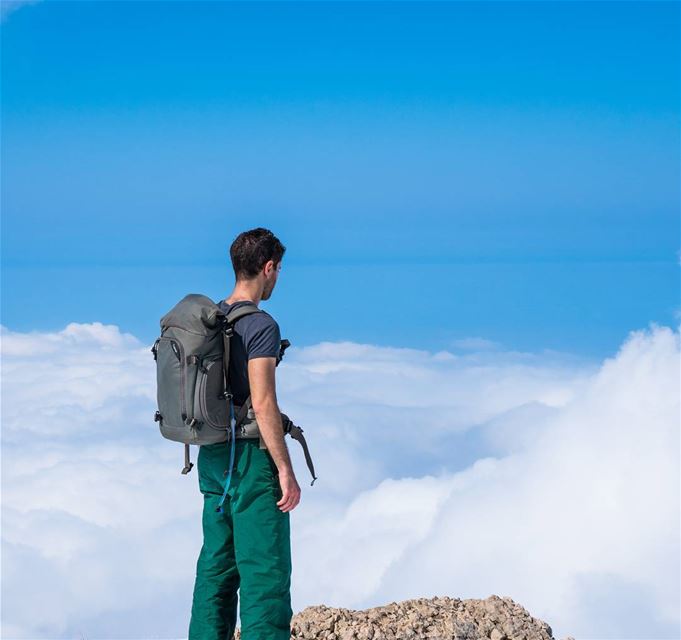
[2,0,679,358]
[1,3,680,640]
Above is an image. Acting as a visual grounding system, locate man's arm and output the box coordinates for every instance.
[248,356,291,472]
[248,356,301,511]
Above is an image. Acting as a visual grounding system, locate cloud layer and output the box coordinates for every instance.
[1,321,679,639]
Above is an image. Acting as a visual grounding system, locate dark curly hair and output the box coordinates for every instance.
[230,227,286,280]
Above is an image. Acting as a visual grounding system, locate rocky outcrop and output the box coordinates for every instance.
[235,594,575,640]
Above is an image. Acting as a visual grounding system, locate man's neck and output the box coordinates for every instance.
[225,286,262,307]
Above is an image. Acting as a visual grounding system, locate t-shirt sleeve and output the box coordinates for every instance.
[243,314,281,360]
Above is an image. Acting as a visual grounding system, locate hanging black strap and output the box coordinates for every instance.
[287,423,318,486]
[181,444,194,474]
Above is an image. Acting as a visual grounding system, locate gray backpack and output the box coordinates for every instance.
[151,293,318,486]
[151,294,261,470]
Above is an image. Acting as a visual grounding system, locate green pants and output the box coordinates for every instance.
[188,438,293,640]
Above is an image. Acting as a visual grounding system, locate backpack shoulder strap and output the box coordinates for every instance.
[220,302,263,427]
[224,301,262,326]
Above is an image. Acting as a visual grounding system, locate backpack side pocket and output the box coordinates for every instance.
[156,336,188,436]
[193,357,231,437]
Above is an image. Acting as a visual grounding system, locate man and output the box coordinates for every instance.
[188,227,301,640]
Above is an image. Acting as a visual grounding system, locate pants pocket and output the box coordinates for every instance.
[259,449,282,501]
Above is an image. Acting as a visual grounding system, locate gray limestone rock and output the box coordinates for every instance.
[234,594,572,640]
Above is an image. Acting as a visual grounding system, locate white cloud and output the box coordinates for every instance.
[1,321,678,639]
[364,323,680,639]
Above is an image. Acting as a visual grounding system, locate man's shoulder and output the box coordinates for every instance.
[256,308,279,326]
[245,309,280,338]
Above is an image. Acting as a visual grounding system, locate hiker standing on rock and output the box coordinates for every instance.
[188,227,300,640]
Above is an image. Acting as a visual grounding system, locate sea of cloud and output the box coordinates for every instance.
[1,320,679,640]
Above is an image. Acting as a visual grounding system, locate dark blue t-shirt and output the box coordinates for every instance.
[217,299,281,407]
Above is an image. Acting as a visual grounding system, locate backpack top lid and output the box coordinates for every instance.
[160,293,227,335]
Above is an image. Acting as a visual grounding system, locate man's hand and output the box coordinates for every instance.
[276,468,301,512]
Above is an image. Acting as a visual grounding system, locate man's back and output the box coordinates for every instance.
[216,299,281,407]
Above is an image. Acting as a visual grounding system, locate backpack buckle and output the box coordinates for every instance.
[154,411,163,423]
[223,326,234,338]
[276,338,291,366]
